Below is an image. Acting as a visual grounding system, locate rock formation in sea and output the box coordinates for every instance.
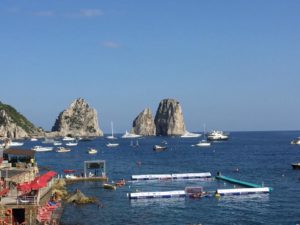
[154,99,186,136]
[0,101,43,139]
[51,98,103,137]
[132,108,156,136]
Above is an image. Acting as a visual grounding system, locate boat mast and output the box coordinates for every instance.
[111,121,114,138]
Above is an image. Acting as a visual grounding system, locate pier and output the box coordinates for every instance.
[131,172,212,181]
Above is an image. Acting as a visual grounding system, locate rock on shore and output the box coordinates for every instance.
[132,108,156,136]
[0,102,42,139]
[51,98,103,137]
[154,99,186,136]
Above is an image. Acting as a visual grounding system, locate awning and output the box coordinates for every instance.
[17,171,57,191]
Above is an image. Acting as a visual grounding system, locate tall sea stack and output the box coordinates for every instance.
[0,101,42,139]
[52,98,103,137]
[132,108,156,136]
[154,99,186,136]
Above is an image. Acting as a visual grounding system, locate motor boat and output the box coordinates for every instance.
[291,138,300,145]
[88,148,97,154]
[65,142,78,146]
[122,130,141,138]
[207,130,229,141]
[65,174,77,179]
[53,141,62,146]
[63,136,76,141]
[30,138,38,141]
[153,145,167,152]
[181,131,201,138]
[56,147,71,153]
[292,162,300,169]
[32,146,53,152]
[106,143,119,147]
[42,138,55,144]
[195,140,211,147]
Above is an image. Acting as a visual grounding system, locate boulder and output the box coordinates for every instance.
[52,98,103,137]
[132,108,156,136]
[154,99,186,136]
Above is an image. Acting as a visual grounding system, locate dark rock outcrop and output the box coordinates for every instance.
[0,102,42,139]
[154,99,186,136]
[132,108,156,136]
[51,98,103,137]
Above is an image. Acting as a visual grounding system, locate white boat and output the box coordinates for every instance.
[153,145,167,151]
[106,143,119,147]
[107,121,117,139]
[53,141,62,146]
[65,174,77,179]
[195,125,211,147]
[122,130,141,139]
[207,130,229,141]
[291,137,300,145]
[30,138,38,141]
[88,148,97,154]
[63,136,76,141]
[9,142,24,146]
[32,146,53,152]
[65,142,78,146]
[56,147,71,153]
[181,131,201,138]
[196,140,211,147]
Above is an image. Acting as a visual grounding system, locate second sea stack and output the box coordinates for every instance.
[154,99,186,136]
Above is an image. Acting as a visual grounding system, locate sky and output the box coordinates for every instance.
[0,0,300,133]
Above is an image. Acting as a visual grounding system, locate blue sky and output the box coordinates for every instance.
[1,0,300,133]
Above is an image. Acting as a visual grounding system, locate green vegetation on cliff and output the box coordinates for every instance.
[0,102,40,134]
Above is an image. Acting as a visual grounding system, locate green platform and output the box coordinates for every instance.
[216,175,262,188]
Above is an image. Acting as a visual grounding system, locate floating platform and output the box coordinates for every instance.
[128,190,186,199]
[131,172,211,181]
[215,175,262,188]
[216,187,271,196]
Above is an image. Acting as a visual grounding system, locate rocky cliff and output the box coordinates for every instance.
[0,102,42,139]
[51,98,103,137]
[154,99,186,136]
[132,108,156,136]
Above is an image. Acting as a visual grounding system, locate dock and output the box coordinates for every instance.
[131,172,212,181]
[216,187,271,196]
[64,176,108,184]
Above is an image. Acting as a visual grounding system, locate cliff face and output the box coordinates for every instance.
[0,102,42,139]
[132,108,156,136]
[154,99,186,136]
[51,98,103,137]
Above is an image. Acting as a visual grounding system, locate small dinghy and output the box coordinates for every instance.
[103,183,116,190]
[153,145,167,152]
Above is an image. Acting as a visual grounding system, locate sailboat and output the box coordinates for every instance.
[196,125,211,147]
[107,121,117,139]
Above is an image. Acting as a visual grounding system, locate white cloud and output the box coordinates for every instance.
[66,9,104,18]
[102,41,121,49]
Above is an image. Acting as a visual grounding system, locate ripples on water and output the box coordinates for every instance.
[23,131,300,225]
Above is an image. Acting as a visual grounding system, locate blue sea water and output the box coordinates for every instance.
[26,131,300,225]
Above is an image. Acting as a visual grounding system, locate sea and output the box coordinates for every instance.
[24,131,300,225]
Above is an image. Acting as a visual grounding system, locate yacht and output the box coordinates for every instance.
[9,142,24,147]
[196,140,211,147]
[107,121,117,139]
[88,148,97,154]
[207,130,229,141]
[65,142,78,146]
[32,146,53,152]
[56,147,71,153]
[30,138,38,141]
[63,136,76,141]
[53,141,62,146]
[106,143,119,148]
[153,145,167,151]
[121,130,141,138]
[291,137,300,145]
[181,131,201,138]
